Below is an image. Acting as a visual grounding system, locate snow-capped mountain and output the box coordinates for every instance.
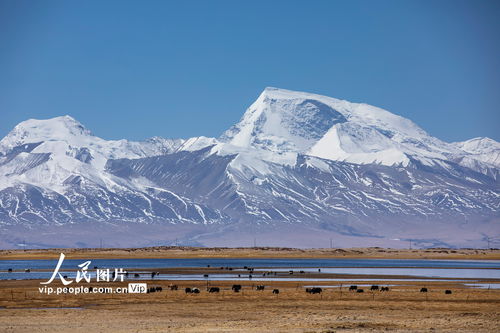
[220,88,493,169]
[0,88,498,249]
[452,137,500,169]
[0,116,226,228]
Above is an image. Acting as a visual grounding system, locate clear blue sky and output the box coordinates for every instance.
[1,0,499,142]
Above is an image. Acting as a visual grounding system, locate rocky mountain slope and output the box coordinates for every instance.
[0,88,498,248]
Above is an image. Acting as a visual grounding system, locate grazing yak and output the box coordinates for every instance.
[169,284,178,290]
[305,287,322,294]
[185,287,200,294]
[208,287,220,293]
[420,288,428,293]
[370,285,379,291]
[272,289,280,294]
[256,285,265,291]
[445,290,452,294]
[232,284,242,292]
[357,289,364,293]
[146,286,162,293]
[349,285,358,291]
[380,287,390,292]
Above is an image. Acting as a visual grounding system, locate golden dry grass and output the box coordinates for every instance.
[0,279,499,332]
[1,248,499,332]
[1,247,499,260]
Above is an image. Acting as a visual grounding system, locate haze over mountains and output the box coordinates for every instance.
[0,88,498,249]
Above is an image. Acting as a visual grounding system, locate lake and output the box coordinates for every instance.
[1,258,499,282]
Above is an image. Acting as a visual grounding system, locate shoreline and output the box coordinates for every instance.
[1,246,500,260]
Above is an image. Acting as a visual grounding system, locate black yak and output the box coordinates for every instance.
[305,287,322,294]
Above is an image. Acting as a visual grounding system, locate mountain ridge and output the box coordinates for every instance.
[0,88,498,249]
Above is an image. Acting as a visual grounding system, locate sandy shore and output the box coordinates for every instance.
[1,246,500,260]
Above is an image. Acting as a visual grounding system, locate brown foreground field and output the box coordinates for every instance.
[1,248,499,332]
[1,246,500,260]
[0,279,499,333]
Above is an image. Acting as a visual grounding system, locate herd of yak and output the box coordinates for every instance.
[143,283,453,295]
[139,265,453,295]
[10,266,453,296]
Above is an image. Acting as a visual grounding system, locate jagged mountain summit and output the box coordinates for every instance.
[0,88,498,249]
[221,88,498,170]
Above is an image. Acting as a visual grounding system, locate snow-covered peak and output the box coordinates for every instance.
[0,115,92,151]
[220,87,348,152]
[220,87,452,166]
[255,87,429,139]
[0,116,188,188]
[452,137,500,168]
[453,137,500,154]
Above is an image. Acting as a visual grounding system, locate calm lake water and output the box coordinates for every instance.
[1,258,499,281]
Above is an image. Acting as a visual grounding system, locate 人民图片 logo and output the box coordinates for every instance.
[38,253,141,295]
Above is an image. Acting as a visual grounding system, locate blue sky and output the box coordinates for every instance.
[1,0,499,142]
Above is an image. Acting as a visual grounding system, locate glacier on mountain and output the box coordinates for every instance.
[0,88,498,249]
